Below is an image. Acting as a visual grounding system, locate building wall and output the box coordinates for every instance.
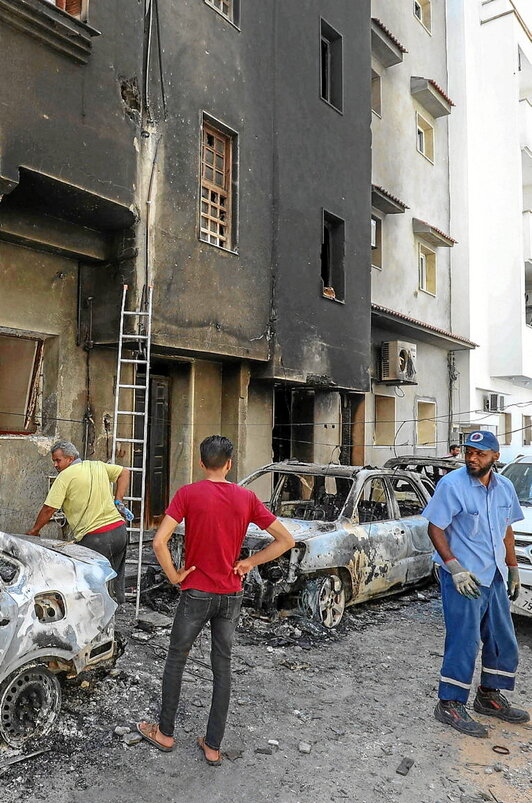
[448,0,532,461]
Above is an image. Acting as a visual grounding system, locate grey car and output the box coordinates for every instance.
[0,532,119,747]
[175,461,432,628]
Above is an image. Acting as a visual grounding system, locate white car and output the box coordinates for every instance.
[500,456,532,618]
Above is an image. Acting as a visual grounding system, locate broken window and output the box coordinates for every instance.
[0,334,43,434]
[320,19,343,111]
[244,471,353,522]
[200,121,235,250]
[357,478,391,523]
[321,210,345,301]
[204,0,239,25]
[390,477,425,518]
[44,0,88,20]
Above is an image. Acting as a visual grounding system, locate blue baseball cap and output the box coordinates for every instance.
[464,430,500,451]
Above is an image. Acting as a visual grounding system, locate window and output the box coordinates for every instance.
[0,334,43,434]
[371,69,382,116]
[416,112,434,162]
[413,0,431,33]
[418,242,436,295]
[374,395,395,446]
[523,415,532,446]
[498,413,512,446]
[357,478,390,523]
[371,214,382,269]
[200,121,235,250]
[321,210,345,301]
[44,0,88,19]
[417,401,436,447]
[320,19,343,112]
[204,0,239,25]
[390,477,425,517]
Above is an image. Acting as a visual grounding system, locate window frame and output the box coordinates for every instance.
[413,0,432,34]
[198,115,238,253]
[320,18,343,113]
[523,415,532,446]
[390,475,427,518]
[356,476,393,523]
[416,399,437,448]
[0,333,43,436]
[416,111,435,163]
[43,0,89,22]
[371,212,383,270]
[371,69,382,117]
[203,0,240,28]
[374,394,396,447]
[321,209,346,303]
[418,241,437,296]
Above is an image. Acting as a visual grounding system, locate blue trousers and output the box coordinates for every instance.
[439,569,519,703]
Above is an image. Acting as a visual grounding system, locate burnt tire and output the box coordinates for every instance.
[0,664,61,748]
[300,574,346,629]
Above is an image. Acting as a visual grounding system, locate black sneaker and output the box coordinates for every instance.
[473,687,531,724]
[434,700,489,738]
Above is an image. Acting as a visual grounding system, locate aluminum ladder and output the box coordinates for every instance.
[111,284,153,617]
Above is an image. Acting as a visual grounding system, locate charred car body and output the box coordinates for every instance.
[172,461,433,628]
[0,532,119,747]
[384,455,503,491]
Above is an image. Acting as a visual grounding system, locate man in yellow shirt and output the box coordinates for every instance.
[27,440,130,603]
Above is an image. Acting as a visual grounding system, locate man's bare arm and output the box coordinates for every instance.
[152,514,196,585]
[114,467,131,503]
[26,505,57,536]
[233,519,296,577]
[504,525,518,566]
[428,523,454,563]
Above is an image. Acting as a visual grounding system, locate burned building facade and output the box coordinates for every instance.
[0,0,371,533]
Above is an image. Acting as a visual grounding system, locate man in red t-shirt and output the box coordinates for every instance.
[138,435,295,763]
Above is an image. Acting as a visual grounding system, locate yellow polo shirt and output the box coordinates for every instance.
[45,460,124,541]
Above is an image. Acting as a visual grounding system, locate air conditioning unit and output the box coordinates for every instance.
[484,393,505,413]
[380,341,417,385]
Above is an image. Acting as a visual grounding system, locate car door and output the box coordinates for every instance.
[352,474,410,602]
[388,474,432,584]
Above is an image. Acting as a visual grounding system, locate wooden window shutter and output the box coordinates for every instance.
[65,0,83,16]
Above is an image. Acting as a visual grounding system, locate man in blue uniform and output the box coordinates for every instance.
[423,430,530,737]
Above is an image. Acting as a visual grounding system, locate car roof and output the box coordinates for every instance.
[504,455,532,465]
[252,461,425,480]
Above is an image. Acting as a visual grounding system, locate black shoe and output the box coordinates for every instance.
[473,687,531,724]
[434,700,489,738]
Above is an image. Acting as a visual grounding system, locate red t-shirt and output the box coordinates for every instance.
[165,480,276,593]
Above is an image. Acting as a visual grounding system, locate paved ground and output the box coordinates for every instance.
[1,586,531,803]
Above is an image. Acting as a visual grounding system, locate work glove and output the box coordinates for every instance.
[446,558,482,599]
[507,565,521,601]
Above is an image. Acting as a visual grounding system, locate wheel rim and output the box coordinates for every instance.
[317,576,345,628]
[0,666,61,747]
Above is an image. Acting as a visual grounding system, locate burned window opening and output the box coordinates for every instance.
[321,211,345,302]
[320,18,343,111]
[120,77,141,121]
[245,472,353,522]
[0,334,43,435]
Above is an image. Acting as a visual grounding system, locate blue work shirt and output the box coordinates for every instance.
[422,466,523,586]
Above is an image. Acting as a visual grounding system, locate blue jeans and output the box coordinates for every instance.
[159,588,243,749]
[439,569,519,703]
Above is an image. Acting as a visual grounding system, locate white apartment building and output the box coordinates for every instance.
[448,0,532,461]
[367,0,474,466]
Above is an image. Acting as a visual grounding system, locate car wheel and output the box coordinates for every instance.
[0,664,61,747]
[301,574,346,628]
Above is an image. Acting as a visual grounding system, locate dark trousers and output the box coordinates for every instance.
[81,523,128,604]
[439,569,519,703]
[159,588,243,749]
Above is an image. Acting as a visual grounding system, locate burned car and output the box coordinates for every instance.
[0,532,119,747]
[384,455,503,492]
[172,462,433,629]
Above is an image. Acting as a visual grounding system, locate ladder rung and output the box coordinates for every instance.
[124,496,142,501]
[116,438,144,443]
[121,359,148,364]
[118,384,148,390]
[122,334,148,340]
[124,467,143,472]
[123,311,150,316]
[127,527,143,532]
[117,410,145,416]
